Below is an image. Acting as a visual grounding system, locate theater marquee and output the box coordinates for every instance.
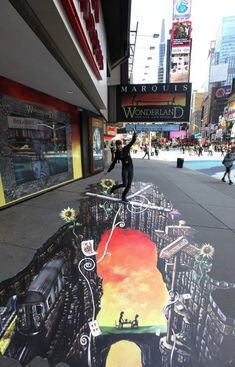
[116,83,192,123]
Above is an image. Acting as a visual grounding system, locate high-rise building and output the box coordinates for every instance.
[215,16,235,86]
[207,40,216,92]
[158,19,166,83]
[205,18,235,131]
[189,91,204,135]
[216,16,235,62]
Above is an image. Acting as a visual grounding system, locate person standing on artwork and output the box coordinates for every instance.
[107,129,137,203]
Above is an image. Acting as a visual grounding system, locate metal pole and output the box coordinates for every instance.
[149,130,152,155]
[166,254,179,344]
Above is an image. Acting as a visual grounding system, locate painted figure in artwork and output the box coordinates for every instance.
[118,311,125,328]
[131,314,139,328]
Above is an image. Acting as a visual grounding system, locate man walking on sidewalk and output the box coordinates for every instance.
[221,147,234,185]
[142,144,150,160]
[107,129,137,203]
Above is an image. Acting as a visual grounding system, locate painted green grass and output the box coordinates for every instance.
[100,325,167,335]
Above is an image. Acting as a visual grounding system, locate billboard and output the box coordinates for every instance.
[173,0,191,20]
[172,21,192,48]
[170,53,190,83]
[210,64,228,83]
[214,85,231,99]
[116,83,192,123]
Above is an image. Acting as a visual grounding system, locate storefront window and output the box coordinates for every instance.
[0,93,74,203]
[8,118,68,184]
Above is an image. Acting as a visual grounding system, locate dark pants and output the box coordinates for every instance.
[142,152,150,159]
[111,167,133,199]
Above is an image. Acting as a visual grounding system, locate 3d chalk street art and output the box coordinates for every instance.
[0,180,235,367]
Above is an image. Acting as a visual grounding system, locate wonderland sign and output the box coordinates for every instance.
[116,83,192,123]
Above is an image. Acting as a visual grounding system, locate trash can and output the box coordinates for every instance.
[177,158,184,168]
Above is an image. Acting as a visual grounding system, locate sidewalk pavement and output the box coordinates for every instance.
[0,155,235,290]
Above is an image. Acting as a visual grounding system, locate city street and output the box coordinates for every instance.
[0,154,235,367]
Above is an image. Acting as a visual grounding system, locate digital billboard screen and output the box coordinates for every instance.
[173,0,191,20]
[170,53,190,83]
[172,21,192,48]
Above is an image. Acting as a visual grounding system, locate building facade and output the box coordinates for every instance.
[0,0,131,208]
[158,19,166,83]
[189,91,204,136]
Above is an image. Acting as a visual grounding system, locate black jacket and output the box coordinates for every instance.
[107,132,136,172]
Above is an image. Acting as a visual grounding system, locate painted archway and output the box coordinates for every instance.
[106,340,141,367]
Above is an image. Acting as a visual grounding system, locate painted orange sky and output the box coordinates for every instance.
[121,93,186,107]
[96,227,168,327]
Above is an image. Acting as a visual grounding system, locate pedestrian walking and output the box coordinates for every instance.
[221,147,234,185]
[154,144,159,157]
[208,144,213,156]
[107,129,137,202]
[198,146,203,156]
[142,144,150,160]
[221,145,225,157]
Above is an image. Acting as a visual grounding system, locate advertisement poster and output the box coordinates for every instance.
[170,53,190,83]
[89,118,104,172]
[173,0,191,20]
[116,83,192,123]
[214,85,232,99]
[171,21,192,48]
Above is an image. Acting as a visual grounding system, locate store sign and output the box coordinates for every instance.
[172,46,190,54]
[61,0,103,80]
[78,0,103,70]
[173,0,191,20]
[116,83,192,123]
[107,126,117,136]
[214,86,232,99]
[7,116,42,130]
[125,124,180,132]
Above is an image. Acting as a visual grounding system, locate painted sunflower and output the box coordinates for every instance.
[60,207,76,223]
[199,243,215,259]
[100,178,115,190]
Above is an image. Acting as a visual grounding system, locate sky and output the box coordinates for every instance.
[130,0,235,90]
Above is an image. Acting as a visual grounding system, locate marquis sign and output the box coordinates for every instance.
[116,83,192,123]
